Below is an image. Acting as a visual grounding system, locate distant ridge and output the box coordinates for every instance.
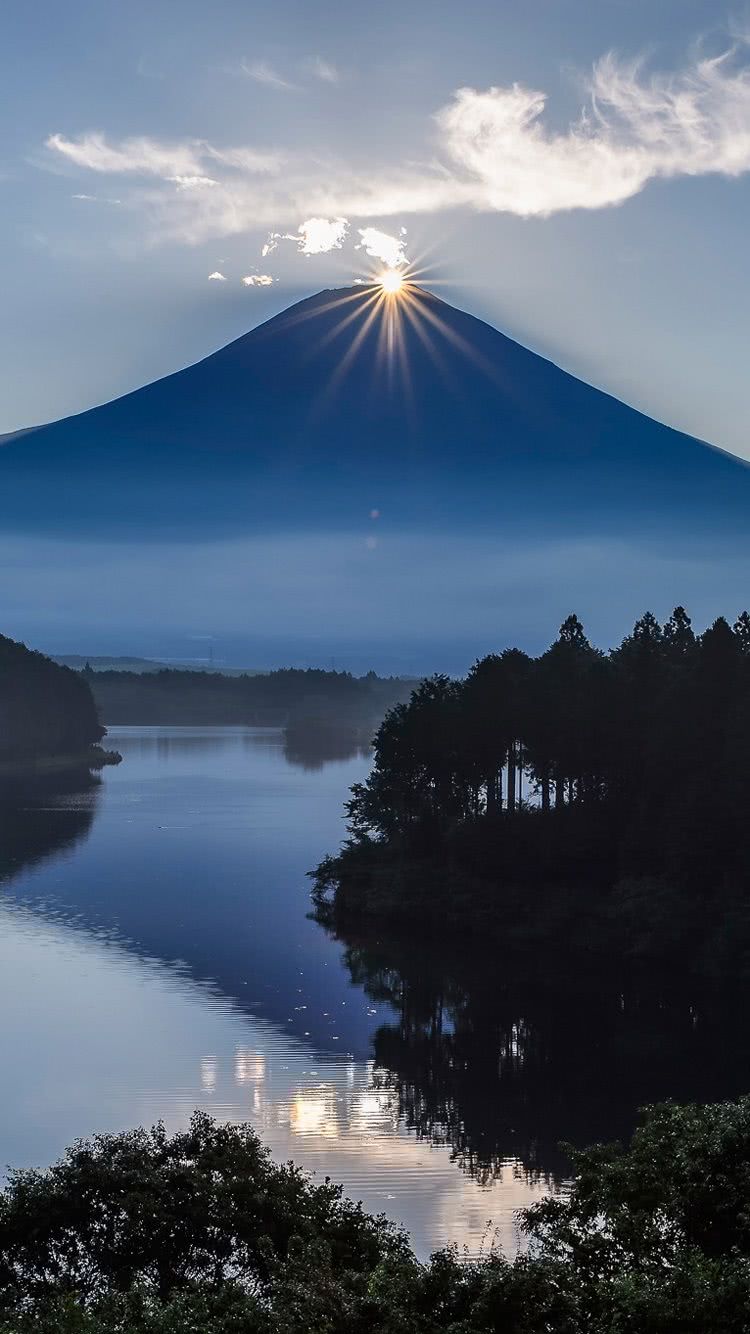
[50,655,264,676]
[52,655,174,674]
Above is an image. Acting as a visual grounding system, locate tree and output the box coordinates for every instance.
[734,611,750,655]
[462,655,508,815]
[663,605,696,661]
[526,617,602,809]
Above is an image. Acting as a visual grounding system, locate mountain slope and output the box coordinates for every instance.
[1,283,747,539]
[3,283,749,669]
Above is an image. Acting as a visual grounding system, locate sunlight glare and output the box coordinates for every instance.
[380,269,404,295]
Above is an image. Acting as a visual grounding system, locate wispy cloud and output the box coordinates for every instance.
[435,43,750,216]
[44,35,750,244]
[72,191,122,204]
[207,270,226,280]
[48,132,206,178]
[169,174,218,190]
[239,59,297,91]
[241,273,274,286]
[210,146,283,173]
[308,56,339,83]
[48,132,281,180]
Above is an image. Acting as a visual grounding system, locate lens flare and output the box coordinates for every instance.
[380,269,404,294]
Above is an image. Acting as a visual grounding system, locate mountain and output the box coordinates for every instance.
[2,283,747,536]
[2,283,748,668]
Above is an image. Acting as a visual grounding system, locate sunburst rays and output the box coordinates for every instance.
[279,251,497,428]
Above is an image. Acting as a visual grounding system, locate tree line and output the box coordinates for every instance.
[87,665,413,727]
[323,609,750,910]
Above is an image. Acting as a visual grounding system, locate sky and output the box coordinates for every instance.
[2,0,750,459]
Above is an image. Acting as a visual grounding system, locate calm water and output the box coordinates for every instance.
[3,726,750,1259]
[0,727,551,1258]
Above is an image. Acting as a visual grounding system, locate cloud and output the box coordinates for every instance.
[241,273,274,286]
[47,132,207,178]
[211,146,282,173]
[356,226,408,268]
[72,192,122,204]
[309,56,339,83]
[48,132,280,180]
[296,216,349,254]
[44,35,750,242]
[435,42,750,216]
[169,174,218,190]
[207,271,226,280]
[262,216,349,257]
[239,59,296,91]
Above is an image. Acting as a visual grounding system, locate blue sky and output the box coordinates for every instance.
[2,0,750,458]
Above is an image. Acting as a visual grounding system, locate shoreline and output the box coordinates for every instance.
[0,745,121,780]
[310,836,750,984]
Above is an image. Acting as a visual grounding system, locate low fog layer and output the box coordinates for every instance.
[4,528,747,673]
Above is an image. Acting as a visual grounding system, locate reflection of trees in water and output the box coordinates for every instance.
[283,720,372,772]
[0,771,99,888]
[339,931,750,1186]
[111,724,370,772]
[115,731,249,761]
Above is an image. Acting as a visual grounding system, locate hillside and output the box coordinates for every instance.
[0,635,104,765]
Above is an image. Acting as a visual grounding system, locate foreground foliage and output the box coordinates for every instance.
[3,1103,750,1331]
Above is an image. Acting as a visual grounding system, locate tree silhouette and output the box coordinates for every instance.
[316,608,750,951]
[0,635,103,763]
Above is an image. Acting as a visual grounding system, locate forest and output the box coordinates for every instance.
[313,609,750,969]
[88,664,413,728]
[0,634,103,765]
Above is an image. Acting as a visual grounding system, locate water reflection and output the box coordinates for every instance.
[0,726,554,1258]
[0,894,542,1258]
[336,930,750,1184]
[0,770,99,888]
[282,720,372,772]
[112,723,371,770]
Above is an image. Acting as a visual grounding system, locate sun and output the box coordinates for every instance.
[379,269,404,295]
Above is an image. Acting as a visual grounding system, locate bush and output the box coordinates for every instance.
[3,1102,750,1331]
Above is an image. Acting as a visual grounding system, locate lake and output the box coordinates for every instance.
[1,725,749,1259]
